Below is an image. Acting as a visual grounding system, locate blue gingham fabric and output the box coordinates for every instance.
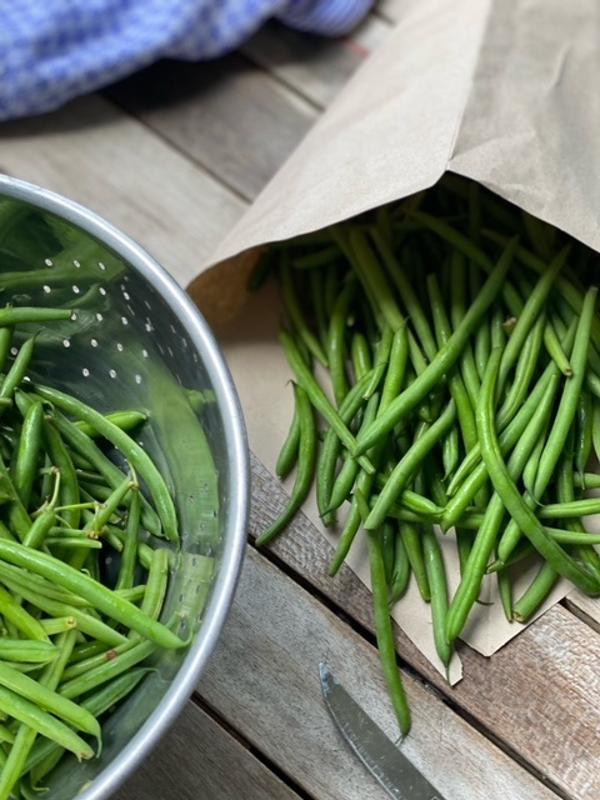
[0,1,373,121]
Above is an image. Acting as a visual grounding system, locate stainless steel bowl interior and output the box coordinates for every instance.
[0,175,248,799]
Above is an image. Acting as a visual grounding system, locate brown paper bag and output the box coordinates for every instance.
[189,0,600,682]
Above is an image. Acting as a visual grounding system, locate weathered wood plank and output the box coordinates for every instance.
[249,452,600,800]
[198,546,559,800]
[107,55,316,201]
[0,94,245,288]
[241,15,390,108]
[115,700,301,800]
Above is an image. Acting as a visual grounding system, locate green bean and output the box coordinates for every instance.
[136,547,169,626]
[345,228,405,334]
[512,562,557,623]
[39,617,77,636]
[450,251,480,408]
[0,662,99,738]
[497,287,598,563]
[543,317,573,377]
[0,585,48,642]
[62,640,136,682]
[449,316,576,498]
[497,566,513,623]
[444,326,576,528]
[422,526,451,667]
[365,401,456,530]
[445,370,560,644]
[256,384,316,546]
[117,584,146,603]
[47,536,103,550]
[363,326,393,399]
[328,392,379,512]
[0,328,13,373]
[0,541,185,648]
[351,332,372,383]
[497,312,545,429]
[0,686,92,768]
[365,529,411,736]
[24,669,148,779]
[0,631,80,799]
[39,421,79,532]
[68,641,109,665]
[116,490,141,592]
[0,579,125,647]
[0,307,72,326]
[522,423,547,496]
[0,724,14,745]
[482,228,600,349]
[428,272,477,452]
[497,248,569,392]
[400,522,430,602]
[103,526,154,572]
[37,386,178,541]
[381,521,396,585]
[317,372,373,524]
[74,409,148,439]
[0,338,35,405]
[278,331,374,474]
[575,391,593,476]
[84,475,134,538]
[356,240,515,456]
[556,445,600,582]
[0,641,57,664]
[476,346,599,596]
[371,230,437,361]
[455,529,472,576]
[328,329,409,573]
[389,528,411,605]
[442,427,460,480]
[48,408,161,537]
[60,638,155,700]
[593,401,600,465]
[281,260,328,367]
[0,562,87,608]
[327,280,356,404]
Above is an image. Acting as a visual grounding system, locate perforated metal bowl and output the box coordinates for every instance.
[0,175,248,799]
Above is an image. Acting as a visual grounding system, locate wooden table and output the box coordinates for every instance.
[1,4,598,798]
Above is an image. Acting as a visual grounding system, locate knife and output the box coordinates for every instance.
[319,663,447,800]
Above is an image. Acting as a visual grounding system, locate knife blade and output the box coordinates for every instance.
[319,663,447,800]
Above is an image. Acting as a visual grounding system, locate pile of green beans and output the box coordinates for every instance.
[0,308,188,798]
[254,175,600,737]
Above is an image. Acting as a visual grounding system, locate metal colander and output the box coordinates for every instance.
[0,175,248,800]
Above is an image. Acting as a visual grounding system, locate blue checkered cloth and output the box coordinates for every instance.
[0,1,372,121]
